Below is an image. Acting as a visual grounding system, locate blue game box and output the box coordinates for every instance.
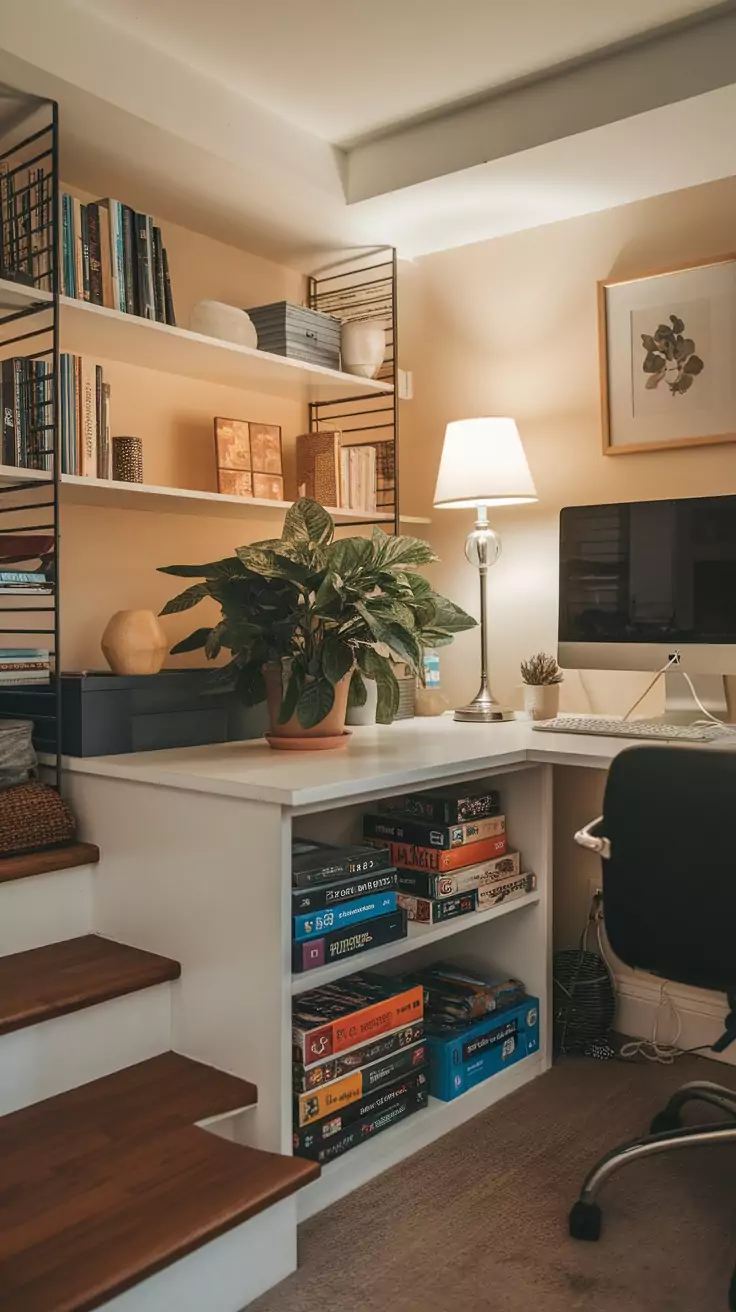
[427,996,540,1101]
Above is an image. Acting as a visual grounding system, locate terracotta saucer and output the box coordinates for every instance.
[265,731,352,751]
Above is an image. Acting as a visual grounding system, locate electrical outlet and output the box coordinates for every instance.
[588,875,603,900]
[398,369,413,400]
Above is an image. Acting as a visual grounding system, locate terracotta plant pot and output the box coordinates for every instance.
[264,662,352,746]
[523,683,560,721]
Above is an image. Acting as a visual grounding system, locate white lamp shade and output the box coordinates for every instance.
[433,417,538,509]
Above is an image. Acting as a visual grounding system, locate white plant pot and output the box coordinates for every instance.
[345,678,379,726]
[523,683,560,721]
[190,300,258,348]
[340,320,386,379]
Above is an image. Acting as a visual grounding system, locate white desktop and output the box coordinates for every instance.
[534,494,736,743]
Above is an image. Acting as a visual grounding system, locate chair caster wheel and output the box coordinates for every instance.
[649,1110,680,1135]
[569,1200,602,1242]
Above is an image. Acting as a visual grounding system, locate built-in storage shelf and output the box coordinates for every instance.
[290,891,541,995]
[0,279,394,402]
[0,465,429,525]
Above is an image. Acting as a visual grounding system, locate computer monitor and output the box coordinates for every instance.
[558,495,736,722]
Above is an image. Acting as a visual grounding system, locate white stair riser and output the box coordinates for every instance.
[0,983,172,1114]
[98,1196,297,1312]
[0,866,95,957]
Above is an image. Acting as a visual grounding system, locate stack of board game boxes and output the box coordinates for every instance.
[292,973,429,1163]
[362,783,536,925]
[400,963,541,1102]
[291,839,407,974]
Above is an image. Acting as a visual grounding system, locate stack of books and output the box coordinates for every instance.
[59,193,176,325]
[292,972,428,1163]
[363,784,536,924]
[291,839,406,974]
[60,354,111,477]
[398,963,540,1102]
[340,444,377,515]
[0,647,50,685]
[1,358,53,471]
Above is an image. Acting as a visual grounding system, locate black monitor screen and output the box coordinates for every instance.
[559,497,736,644]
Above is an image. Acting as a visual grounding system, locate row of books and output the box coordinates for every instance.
[0,648,50,684]
[292,964,540,1162]
[296,429,392,513]
[1,358,52,471]
[59,193,176,325]
[0,164,52,289]
[60,354,111,478]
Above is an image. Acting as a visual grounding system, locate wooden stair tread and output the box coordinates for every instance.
[0,1055,318,1312]
[0,842,100,885]
[0,935,181,1036]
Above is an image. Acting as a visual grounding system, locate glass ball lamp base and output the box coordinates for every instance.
[454,511,513,723]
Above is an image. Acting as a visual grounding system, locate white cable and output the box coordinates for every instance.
[622,652,736,736]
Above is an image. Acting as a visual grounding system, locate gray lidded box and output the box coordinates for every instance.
[246,302,341,368]
[0,671,267,757]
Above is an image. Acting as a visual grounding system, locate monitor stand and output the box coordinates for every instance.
[659,670,728,726]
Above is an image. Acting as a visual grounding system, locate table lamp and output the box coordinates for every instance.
[433,417,538,723]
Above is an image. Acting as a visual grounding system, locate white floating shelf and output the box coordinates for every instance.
[0,279,394,401]
[290,891,541,995]
[0,465,427,525]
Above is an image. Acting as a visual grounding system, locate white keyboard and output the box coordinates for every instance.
[532,715,734,743]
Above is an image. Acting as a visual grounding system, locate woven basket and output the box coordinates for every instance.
[0,781,76,855]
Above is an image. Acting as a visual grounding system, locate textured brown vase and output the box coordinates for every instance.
[264,662,352,742]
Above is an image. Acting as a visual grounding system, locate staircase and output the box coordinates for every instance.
[0,844,318,1311]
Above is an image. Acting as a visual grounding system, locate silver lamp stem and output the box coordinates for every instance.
[454,505,513,724]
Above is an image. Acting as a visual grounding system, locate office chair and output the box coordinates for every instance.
[568,744,736,1310]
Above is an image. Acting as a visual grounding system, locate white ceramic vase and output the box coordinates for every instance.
[345,678,379,726]
[340,320,386,379]
[523,683,560,721]
[190,300,258,348]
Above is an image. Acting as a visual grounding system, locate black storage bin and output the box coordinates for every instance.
[0,670,267,756]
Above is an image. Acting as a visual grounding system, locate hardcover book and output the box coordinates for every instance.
[292,1019,425,1090]
[476,872,536,910]
[293,1069,428,1152]
[292,974,424,1065]
[292,839,392,889]
[368,833,507,873]
[382,785,501,825]
[293,890,398,943]
[363,812,506,851]
[294,1039,428,1127]
[294,1088,428,1162]
[396,851,521,900]
[292,868,398,916]
[291,908,407,974]
[397,889,478,925]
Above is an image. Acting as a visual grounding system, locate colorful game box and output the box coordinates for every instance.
[427,996,540,1101]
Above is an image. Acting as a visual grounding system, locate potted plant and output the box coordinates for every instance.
[159,498,476,750]
[520,652,563,721]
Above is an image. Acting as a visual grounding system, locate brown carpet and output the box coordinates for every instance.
[253,1055,736,1312]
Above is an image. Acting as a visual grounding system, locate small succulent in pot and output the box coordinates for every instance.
[159,498,476,748]
[520,652,563,721]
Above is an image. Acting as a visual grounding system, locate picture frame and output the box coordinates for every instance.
[214,417,283,499]
[599,254,736,456]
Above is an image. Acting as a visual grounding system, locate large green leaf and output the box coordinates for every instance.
[297,678,335,729]
[283,498,334,546]
[322,634,354,686]
[169,626,212,655]
[384,623,422,670]
[358,647,400,723]
[236,662,267,707]
[371,526,437,570]
[327,536,374,580]
[159,583,211,615]
[205,622,225,659]
[158,557,245,579]
[348,667,368,708]
[424,593,477,634]
[278,668,303,723]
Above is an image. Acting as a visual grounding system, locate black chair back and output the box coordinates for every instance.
[601,744,735,993]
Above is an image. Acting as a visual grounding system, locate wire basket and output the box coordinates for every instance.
[553,930,616,1057]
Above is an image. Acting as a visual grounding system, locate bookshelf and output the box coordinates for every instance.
[0,465,430,524]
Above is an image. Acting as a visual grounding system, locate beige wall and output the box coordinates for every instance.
[398,174,736,946]
[60,188,306,667]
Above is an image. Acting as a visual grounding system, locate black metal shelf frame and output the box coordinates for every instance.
[0,86,60,785]
[308,247,400,533]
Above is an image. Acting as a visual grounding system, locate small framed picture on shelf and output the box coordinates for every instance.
[599,254,736,455]
[214,417,284,499]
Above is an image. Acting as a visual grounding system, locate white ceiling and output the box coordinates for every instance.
[73,0,716,143]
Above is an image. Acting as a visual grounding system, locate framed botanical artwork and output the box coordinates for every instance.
[599,254,736,455]
[214,418,284,499]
